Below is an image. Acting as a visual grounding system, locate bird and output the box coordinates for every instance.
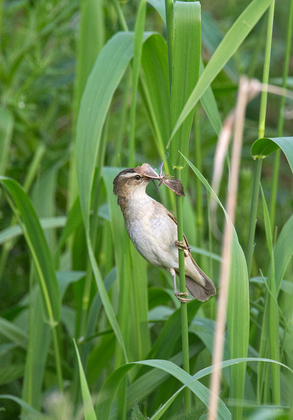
[113,163,216,303]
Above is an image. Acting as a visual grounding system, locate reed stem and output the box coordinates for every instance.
[175,168,191,413]
[246,0,275,277]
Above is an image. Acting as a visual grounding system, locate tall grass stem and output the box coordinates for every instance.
[245,158,262,276]
[52,326,64,392]
[175,169,191,414]
[245,0,275,276]
[112,0,129,31]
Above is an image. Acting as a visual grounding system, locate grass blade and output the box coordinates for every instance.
[74,340,97,420]
[76,31,153,225]
[170,0,272,140]
[251,136,293,173]
[0,177,60,325]
[169,1,201,169]
[129,0,146,166]
[0,108,13,176]
[180,153,249,419]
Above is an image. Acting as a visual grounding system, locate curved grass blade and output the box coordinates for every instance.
[170,0,272,141]
[0,395,45,419]
[0,177,60,325]
[76,31,153,225]
[180,153,249,420]
[74,340,97,420]
[96,357,292,420]
[76,31,154,362]
[251,136,293,172]
[96,359,231,420]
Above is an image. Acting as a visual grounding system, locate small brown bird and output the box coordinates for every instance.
[113,163,216,303]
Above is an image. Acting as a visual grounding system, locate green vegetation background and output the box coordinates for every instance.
[0,0,292,419]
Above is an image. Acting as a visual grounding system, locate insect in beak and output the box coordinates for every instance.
[133,162,185,197]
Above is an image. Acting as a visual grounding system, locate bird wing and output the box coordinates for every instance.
[166,210,216,298]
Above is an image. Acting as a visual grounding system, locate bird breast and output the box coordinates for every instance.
[123,196,179,269]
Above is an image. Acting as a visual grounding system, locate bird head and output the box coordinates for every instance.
[113,163,185,198]
[113,165,158,198]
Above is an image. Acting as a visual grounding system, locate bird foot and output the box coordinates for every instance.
[175,291,192,303]
[174,240,190,257]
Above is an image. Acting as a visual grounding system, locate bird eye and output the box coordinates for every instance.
[135,175,141,180]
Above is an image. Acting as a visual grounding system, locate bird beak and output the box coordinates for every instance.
[134,163,161,180]
[134,163,185,197]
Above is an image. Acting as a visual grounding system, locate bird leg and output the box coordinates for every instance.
[174,240,190,257]
[168,268,192,303]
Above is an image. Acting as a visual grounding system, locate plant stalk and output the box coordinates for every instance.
[245,158,263,276]
[245,0,275,277]
[175,168,191,413]
[52,325,64,392]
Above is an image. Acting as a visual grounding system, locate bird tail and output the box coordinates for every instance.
[185,275,216,302]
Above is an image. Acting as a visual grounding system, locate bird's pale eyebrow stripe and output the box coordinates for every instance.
[120,171,137,178]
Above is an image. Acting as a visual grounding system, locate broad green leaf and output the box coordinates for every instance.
[147,0,165,21]
[96,359,231,420]
[140,35,170,155]
[146,2,222,136]
[150,357,292,420]
[76,31,153,227]
[0,177,61,325]
[147,0,237,80]
[251,136,293,172]
[97,356,292,420]
[171,0,272,140]
[74,340,97,420]
[169,1,201,168]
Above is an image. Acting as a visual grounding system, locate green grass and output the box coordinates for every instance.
[0,0,293,419]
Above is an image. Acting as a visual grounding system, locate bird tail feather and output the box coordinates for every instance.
[185,275,216,302]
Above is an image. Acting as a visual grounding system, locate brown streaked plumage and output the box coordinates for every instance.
[113,164,216,302]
